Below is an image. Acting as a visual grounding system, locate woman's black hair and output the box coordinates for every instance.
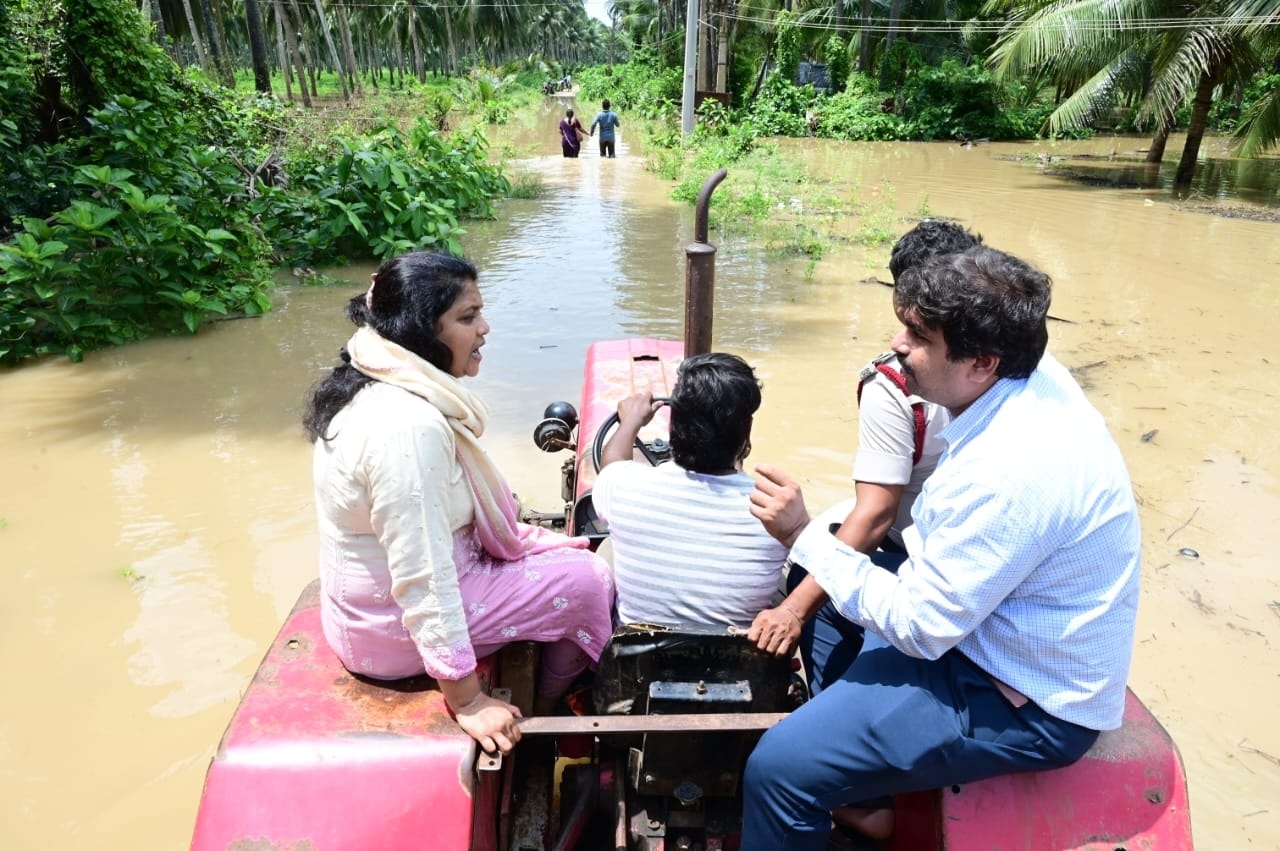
[669,353,762,473]
[302,251,478,442]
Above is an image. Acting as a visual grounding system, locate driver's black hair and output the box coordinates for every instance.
[669,353,761,473]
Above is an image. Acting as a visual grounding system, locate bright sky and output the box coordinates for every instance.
[585,0,610,24]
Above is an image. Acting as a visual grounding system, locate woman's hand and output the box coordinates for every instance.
[452,692,523,755]
[440,673,522,755]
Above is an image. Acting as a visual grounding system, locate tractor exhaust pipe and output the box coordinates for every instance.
[684,168,727,358]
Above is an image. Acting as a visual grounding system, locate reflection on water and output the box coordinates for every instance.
[988,131,1280,209]
[0,118,1277,850]
[1041,151,1280,208]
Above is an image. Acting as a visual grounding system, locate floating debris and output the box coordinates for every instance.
[1177,547,1199,559]
[1141,429,1159,443]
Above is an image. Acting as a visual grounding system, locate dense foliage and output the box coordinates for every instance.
[1,0,508,366]
[577,48,683,120]
[5,0,1278,364]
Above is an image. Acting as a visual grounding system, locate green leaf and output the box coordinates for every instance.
[38,240,69,259]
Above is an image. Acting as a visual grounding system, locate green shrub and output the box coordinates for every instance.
[823,35,851,95]
[577,48,681,118]
[1210,74,1280,133]
[291,120,508,263]
[776,12,801,83]
[745,74,814,137]
[0,95,273,363]
[896,59,1050,142]
[815,76,904,141]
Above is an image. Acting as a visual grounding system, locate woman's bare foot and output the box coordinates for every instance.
[831,804,895,841]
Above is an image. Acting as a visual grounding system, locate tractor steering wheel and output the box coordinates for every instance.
[590,397,672,473]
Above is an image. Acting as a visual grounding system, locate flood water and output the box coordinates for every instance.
[2,103,1278,851]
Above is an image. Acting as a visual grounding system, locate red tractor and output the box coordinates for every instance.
[191,173,1193,851]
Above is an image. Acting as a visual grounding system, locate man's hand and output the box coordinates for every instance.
[616,391,660,429]
[599,392,662,467]
[748,604,804,656]
[750,463,810,547]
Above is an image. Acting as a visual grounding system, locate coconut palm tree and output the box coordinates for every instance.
[333,0,362,94]
[1220,0,1280,156]
[244,0,272,92]
[177,0,212,73]
[987,0,1264,187]
[276,0,311,105]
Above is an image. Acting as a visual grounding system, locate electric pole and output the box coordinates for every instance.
[681,0,700,136]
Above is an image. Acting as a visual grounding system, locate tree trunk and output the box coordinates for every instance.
[307,39,318,96]
[833,0,843,35]
[878,0,906,91]
[274,1,292,100]
[442,8,458,77]
[244,0,273,94]
[715,4,730,93]
[408,5,425,83]
[700,2,713,90]
[1174,69,1218,188]
[180,0,211,73]
[857,0,871,73]
[196,0,234,85]
[393,26,405,89]
[334,0,361,95]
[309,0,350,100]
[146,0,176,59]
[749,33,774,101]
[1146,109,1174,163]
[278,0,311,106]
[206,0,236,86]
[212,0,235,77]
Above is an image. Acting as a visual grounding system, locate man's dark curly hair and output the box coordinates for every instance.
[302,251,478,442]
[669,353,762,473]
[893,246,1051,379]
[888,219,984,282]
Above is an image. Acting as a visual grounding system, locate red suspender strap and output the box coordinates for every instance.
[871,364,926,465]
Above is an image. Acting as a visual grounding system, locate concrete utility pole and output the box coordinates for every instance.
[681,0,699,136]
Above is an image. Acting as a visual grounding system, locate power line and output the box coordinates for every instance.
[715,8,1280,33]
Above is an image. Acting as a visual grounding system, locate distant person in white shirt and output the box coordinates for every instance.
[592,353,789,629]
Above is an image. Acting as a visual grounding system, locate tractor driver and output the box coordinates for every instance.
[591,352,790,629]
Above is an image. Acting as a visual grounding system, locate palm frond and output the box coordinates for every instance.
[1046,52,1135,133]
[988,0,1156,80]
[1211,0,1280,35]
[1138,26,1228,123]
[1234,81,1280,156]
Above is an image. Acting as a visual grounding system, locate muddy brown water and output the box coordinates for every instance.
[2,106,1278,850]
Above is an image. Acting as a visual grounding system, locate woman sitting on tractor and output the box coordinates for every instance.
[303,251,615,756]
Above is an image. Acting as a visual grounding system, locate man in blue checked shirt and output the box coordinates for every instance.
[743,245,1142,850]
